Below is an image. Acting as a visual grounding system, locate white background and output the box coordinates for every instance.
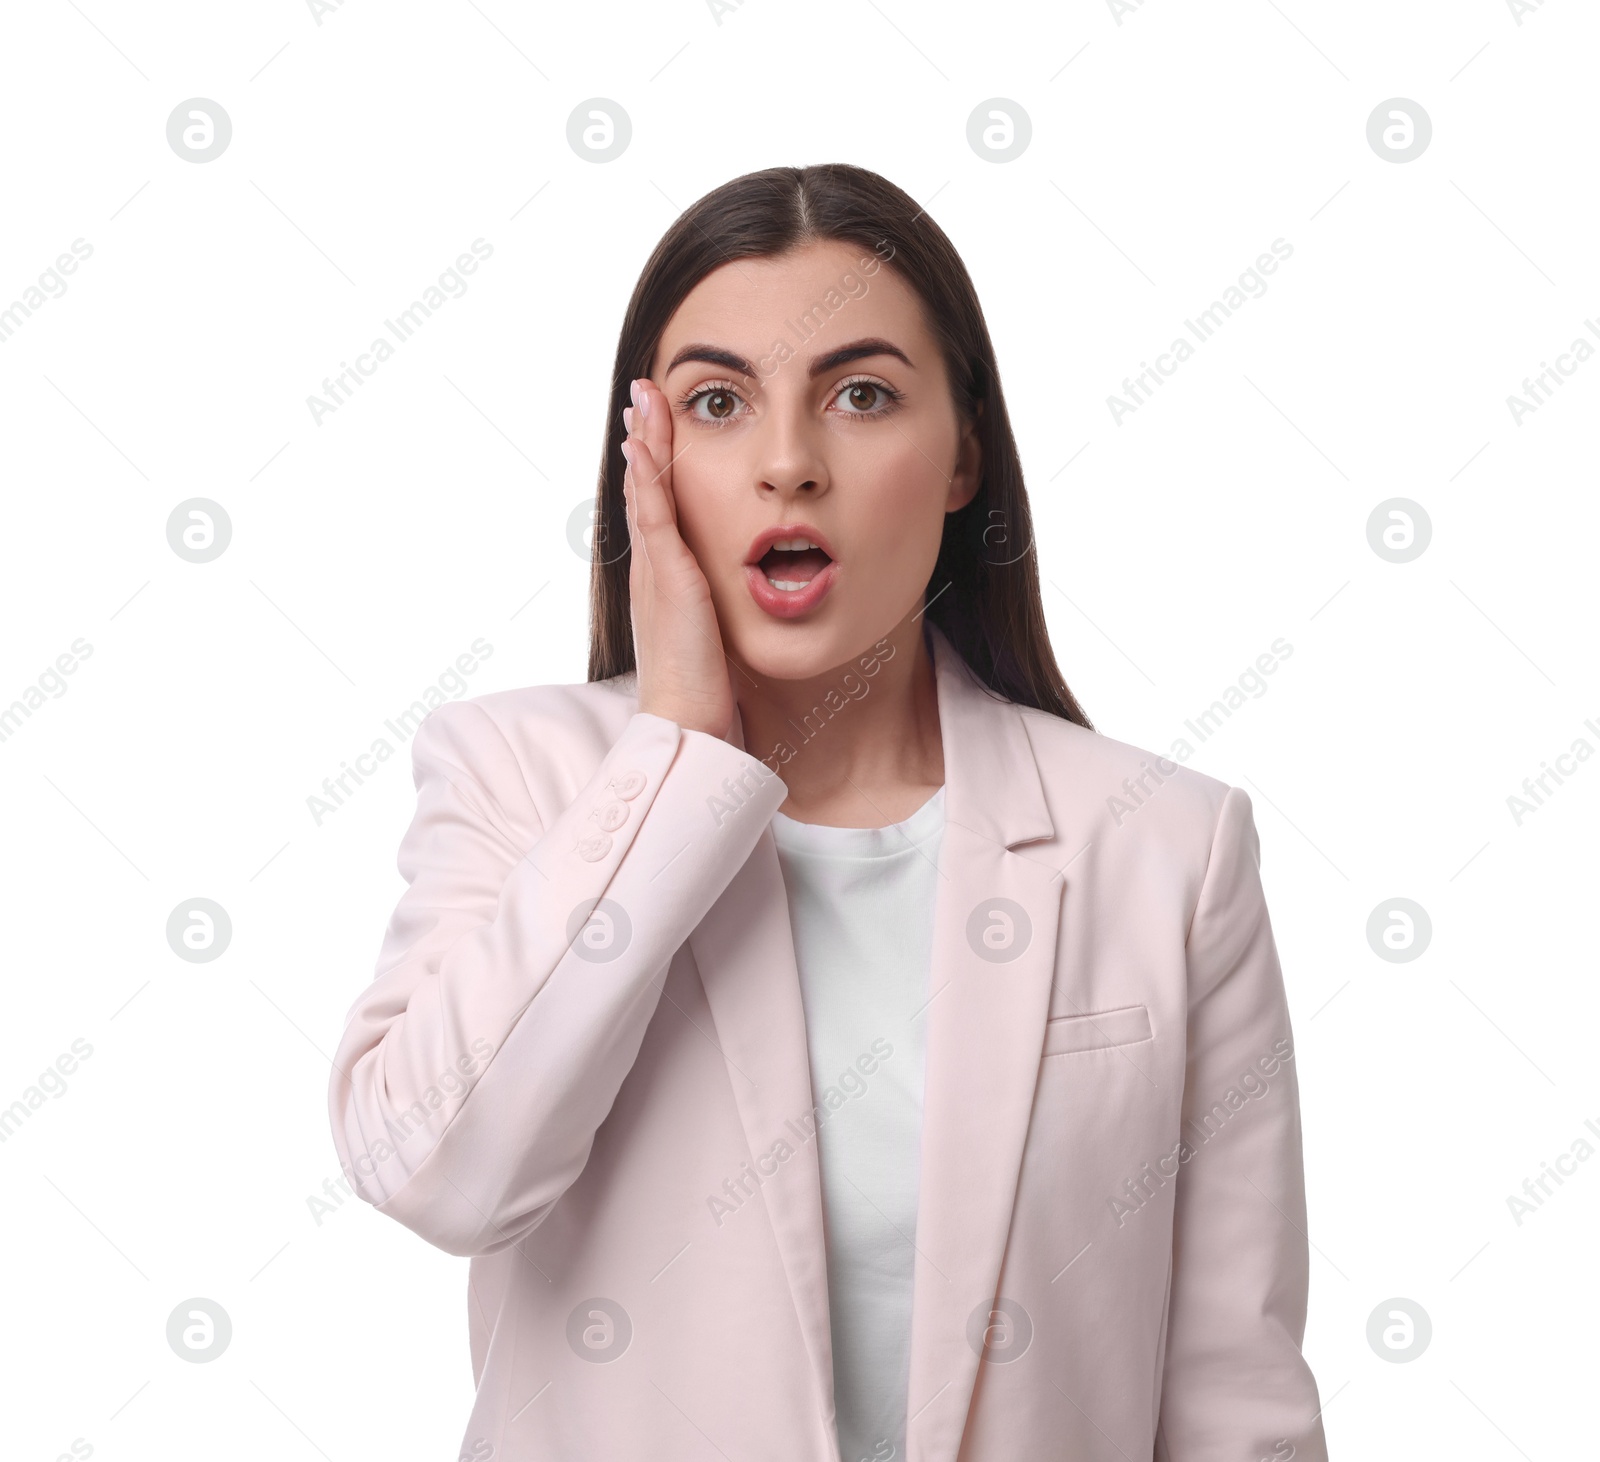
[2,0,1595,1457]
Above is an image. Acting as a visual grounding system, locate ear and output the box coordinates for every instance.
[946,398,984,514]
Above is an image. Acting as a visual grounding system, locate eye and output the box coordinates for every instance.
[829,375,903,419]
[677,380,749,427]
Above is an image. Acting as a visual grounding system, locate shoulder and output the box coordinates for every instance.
[1013,708,1270,951]
[408,672,639,831]
[1014,704,1246,864]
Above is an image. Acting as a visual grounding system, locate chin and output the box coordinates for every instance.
[725,610,877,685]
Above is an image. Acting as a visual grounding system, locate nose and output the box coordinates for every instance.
[752,392,829,501]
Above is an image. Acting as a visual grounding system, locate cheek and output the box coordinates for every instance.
[854,435,952,548]
[664,459,735,569]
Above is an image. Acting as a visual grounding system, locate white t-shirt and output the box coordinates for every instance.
[769,785,946,1462]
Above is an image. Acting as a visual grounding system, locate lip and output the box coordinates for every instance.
[743,522,839,621]
[743,522,837,565]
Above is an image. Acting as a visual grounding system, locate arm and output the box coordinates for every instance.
[1154,786,1329,1462]
[326,698,786,1258]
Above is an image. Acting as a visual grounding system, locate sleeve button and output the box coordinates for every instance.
[576,833,612,862]
[613,770,646,800]
[594,800,628,832]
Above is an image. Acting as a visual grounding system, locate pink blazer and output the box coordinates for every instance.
[328,624,1329,1462]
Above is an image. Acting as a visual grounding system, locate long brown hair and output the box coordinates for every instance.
[585,162,1092,729]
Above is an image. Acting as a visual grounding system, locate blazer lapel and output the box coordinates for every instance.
[904,626,1063,1462]
[690,704,843,1454]
[690,626,1061,1462]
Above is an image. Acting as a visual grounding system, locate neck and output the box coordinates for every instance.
[732,612,945,828]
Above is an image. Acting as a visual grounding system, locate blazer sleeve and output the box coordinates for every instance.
[326,699,788,1258]
[1154,786,1329,1462]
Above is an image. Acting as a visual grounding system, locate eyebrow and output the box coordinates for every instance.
[663,336,914,381]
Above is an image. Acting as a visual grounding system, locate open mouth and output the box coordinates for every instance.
[756,537,834,591]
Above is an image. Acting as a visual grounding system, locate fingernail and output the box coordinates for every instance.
[629,379,642,411]
[637,383,650,421]
[623,405,635,434]
[620,440,635,469]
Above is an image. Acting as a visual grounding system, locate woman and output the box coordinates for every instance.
[328,163,1328,1462]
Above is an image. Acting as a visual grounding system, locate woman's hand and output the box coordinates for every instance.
[621,376,735,741]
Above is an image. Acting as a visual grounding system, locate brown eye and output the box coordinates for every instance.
[706,391,735,418]
[830,376,901,420]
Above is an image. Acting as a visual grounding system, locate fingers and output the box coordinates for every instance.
[621,444,654,577]
[621,435,663,531]
[620,454,641,569]
[634,376,671,476]
[627,377,675,508]
[623,376,691,595]
[624,377,681,541]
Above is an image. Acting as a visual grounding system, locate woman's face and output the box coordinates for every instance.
[646,239,981,683]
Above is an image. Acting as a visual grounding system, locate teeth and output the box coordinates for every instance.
[765,577,810,592]
[770,537,820,552]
